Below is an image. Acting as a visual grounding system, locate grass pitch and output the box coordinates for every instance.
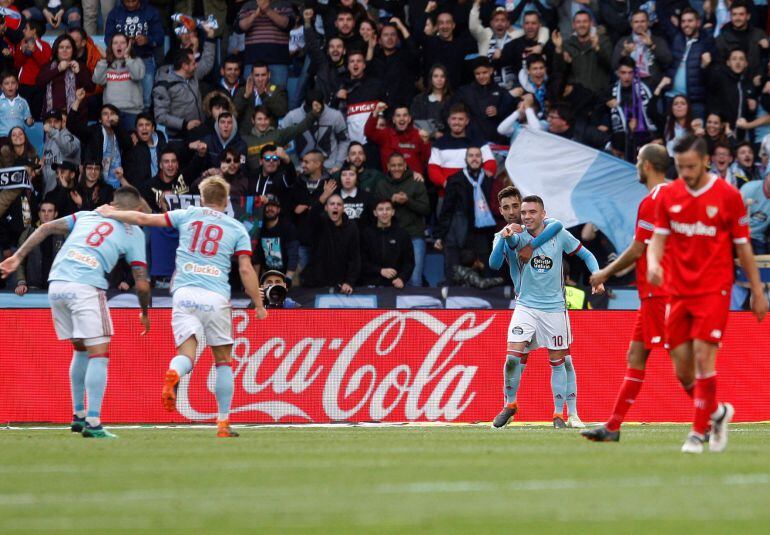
[2,424,769,533]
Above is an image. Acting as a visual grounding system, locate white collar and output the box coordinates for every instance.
[341,187,357,199]
[685,174,718,197]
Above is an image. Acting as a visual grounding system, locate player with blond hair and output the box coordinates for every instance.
[98,176,267,438]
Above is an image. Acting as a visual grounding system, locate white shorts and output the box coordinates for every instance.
[49,281,113,345]
[171,286,233,348]
[507,304,572,351]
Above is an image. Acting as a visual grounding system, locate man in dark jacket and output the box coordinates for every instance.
[414,9,475,89]
[248,144,297,206]
[332,50,385,146]
[141,147,202,213]
[302,193,361,293]
[453,56,515,144]
[715,0,769,79]
[123,113,167,189]
[368,18,419,108]
[360,198,414,288]
[68,99,132,190]
[657,7,716,120]
[611,9,672,90]
[254,194,299,282]
[375,152,430,286]
[433,146,496,280]
[497,11,556,80]
[707,48,756,131]
[303,7,347,103]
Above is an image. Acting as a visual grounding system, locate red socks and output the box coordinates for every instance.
[693,373,717,436]
[606,368,645,432]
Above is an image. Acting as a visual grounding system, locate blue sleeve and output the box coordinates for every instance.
[575,245,600,273]
[126,228,147,266]
[531,218,563,248]
[504,234,520,250]
[234,226,252,255]
[166,208,186,229]
[104,12,116,44]
[489,234,506,270]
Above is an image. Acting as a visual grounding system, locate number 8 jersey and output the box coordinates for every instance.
[165,206,252,299]
[49,211,147,289]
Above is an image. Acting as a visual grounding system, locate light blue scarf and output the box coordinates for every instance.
[464,169,495,228]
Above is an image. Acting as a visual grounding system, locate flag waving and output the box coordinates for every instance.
[505,127,648,251]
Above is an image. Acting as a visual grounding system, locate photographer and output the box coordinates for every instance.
[260,270,299,309]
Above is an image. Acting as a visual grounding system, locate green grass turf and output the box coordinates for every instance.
[1,424,769,533]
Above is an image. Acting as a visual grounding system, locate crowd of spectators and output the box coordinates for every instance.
[1,0,769,297]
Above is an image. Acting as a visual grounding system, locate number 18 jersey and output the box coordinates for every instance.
[166,206,252,299]
[49,211,146,290]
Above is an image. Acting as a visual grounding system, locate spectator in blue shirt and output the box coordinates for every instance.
[0,72,33,142]
[741,172,770,254]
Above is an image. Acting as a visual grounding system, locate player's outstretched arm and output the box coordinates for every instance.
[132,264,152,334]
[489,234,506,270]
[96,205,169,227]
[735,242,769,321]
[0,217,71,278]
[590,239,645,286]
[646,232,667,287]
[238,255,268,320]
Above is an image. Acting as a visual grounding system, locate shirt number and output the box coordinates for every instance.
[189,221,223,257]
[85,222,114,247]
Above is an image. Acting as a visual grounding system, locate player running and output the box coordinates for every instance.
[647,134,767,453]
[581,144,677,442]
[489,186,580,428]
[495,195,604,429]
[98,176,267,438]
[0,186,151,439]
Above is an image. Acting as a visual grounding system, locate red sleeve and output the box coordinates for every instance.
[728,187,750,244]
[634,197,655,243]
[32,41,52,67]
[428,162,450,188]
[234,250,252,256]
[653,187,671,235]
[363,112,387,145]
[482,158,497,177]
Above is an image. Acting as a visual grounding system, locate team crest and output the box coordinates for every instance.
[530,255,553,273]
[670,205,682,213]
[706,206,718,218]
[512,326,524,335]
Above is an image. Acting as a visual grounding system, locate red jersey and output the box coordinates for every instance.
[634,183,668,299]
[654,176,750,297]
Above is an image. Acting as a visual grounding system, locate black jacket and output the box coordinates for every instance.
[707,65,755,129]
[498,36,557,79]
[360,224,415,286]
[434,169,495,244]
[302,204,361,288]
[123,131,168,189]
[68,121,133,168]
[368,40,420,108]
[290,174,333,246]
[453,81,515,144]
[248,164,296,207]
[665,30,716,104]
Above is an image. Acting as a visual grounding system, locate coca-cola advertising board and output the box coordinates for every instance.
[2,309,769,423]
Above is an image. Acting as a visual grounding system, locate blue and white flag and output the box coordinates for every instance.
[505,127,647,251]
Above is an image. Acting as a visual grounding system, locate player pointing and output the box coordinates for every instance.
[647,134,767,453]
[98,176,268,438]
[0,186,151,439]
[498,195,604,428]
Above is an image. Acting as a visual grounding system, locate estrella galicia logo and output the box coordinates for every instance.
[512,326,524,335]
[530,255,553,273]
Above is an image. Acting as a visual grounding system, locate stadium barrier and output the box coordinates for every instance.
[2,309,769,424]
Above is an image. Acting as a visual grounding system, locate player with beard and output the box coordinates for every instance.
[647,134,767,453]
[489,186,578,428]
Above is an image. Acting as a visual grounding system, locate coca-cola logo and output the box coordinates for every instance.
[176,311,495,422]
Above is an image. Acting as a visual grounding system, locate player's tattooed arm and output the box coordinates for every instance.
[132,264,152,334]
[11,217,70,262]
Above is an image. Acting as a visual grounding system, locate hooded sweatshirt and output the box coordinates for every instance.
[201,119,247,169]
[363,112,431,175]
[93,57,146,114]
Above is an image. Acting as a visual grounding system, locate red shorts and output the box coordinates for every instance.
[631,296,668,349]
[665,292,731,349]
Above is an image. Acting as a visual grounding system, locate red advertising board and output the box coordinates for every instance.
[1,309,768,423]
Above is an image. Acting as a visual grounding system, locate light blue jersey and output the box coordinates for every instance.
[489,219,564,290]
[167,206,252,299]
[741,180,770,241]
[48,211,146,290]
[507,227,599,312]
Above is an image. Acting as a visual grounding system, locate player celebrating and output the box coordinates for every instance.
[582,144,674,442]
[0,187,151,439]
[497,195,604,428]
[647,134,767,453]
[98,177,268,438]
[489,186,576,428]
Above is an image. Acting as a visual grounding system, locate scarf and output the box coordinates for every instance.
[149,132,159,177]
[630,33,652,78]
[463,169,495,229]
[101,126,122,189]
[610,74,654,134]
[45,66,77,114]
